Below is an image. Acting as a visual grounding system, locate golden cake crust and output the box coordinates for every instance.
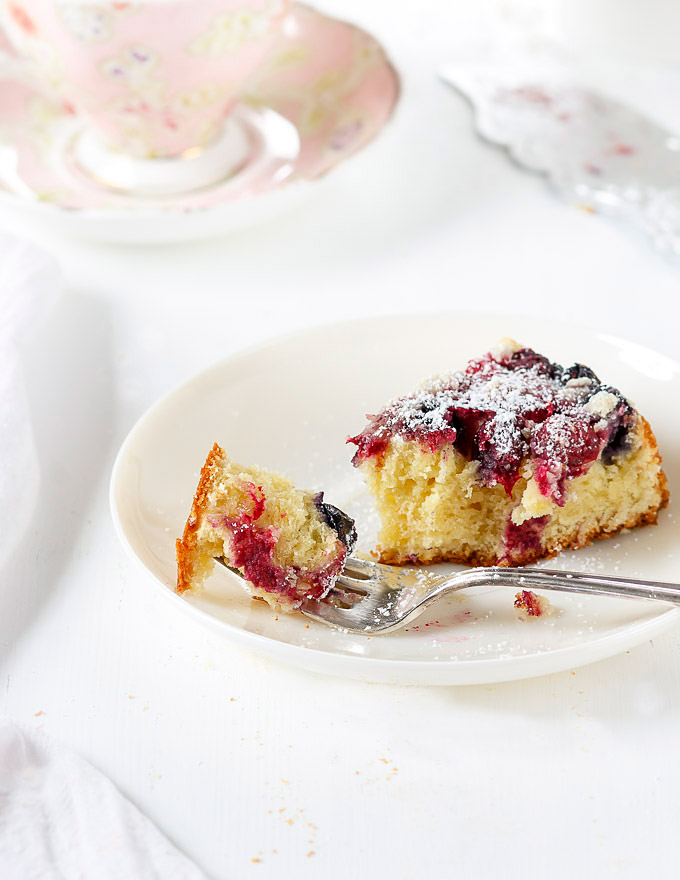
[176,442,224,594]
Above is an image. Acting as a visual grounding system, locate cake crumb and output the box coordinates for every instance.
[514,590,552,618]
[585,390,619,417]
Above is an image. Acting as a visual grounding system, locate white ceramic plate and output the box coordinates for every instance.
[110,314,680,685]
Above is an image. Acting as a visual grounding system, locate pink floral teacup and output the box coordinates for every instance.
[0,0,290,160]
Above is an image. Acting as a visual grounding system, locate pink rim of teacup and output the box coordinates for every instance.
[0,4,400,214]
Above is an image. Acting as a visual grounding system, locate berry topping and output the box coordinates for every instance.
[475,413,527,494]
[503,347,559,377]
[313,493,358,553]
[530,414,603,504]
[560,363,600,384]
[349,343,635,505]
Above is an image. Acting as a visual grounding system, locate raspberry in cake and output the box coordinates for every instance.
[348,339,669,567]
[176,444,357,611]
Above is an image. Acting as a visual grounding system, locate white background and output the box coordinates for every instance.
[3,1,680,877]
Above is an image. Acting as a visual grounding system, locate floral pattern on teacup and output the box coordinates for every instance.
[29,39,64,88]
[265,44,313,72]
[99,45,166,151]
[5,20,65,92]
[7,2,36,35]
[26,96,63,147]
[100,45,165,111]
[101,44,158,82]
[100,102,222,157]
[99,53,234,157]
[59,5,112,43]
[172,83,235,114]
[246,28,386,138]
[100,102,167,157]
[189,6,277,56]
[328,116,365,152]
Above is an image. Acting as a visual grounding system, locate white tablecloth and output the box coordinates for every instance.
[0,719,207,880]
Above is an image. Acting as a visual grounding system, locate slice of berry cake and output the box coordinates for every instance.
[349,339,668,567]
[177,444,357,611]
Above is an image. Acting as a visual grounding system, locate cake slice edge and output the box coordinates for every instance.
[176,442,225,594]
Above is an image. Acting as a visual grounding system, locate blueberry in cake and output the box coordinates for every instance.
[177,444,357,611]
[348,339,668,567]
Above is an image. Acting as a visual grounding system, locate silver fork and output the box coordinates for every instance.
[298,557,680,634]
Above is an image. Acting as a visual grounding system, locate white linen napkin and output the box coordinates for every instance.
[0,235,208,877]
[0,232,61,568]
[0,717,208,880]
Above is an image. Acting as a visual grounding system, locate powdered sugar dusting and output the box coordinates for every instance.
[349,343,635,503]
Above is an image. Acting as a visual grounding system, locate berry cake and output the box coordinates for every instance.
[177,444,357,611]
[349,339,668,567]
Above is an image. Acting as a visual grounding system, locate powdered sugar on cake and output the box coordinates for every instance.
[349,342,635,504]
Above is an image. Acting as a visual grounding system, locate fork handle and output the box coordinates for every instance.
[480,567,680,606]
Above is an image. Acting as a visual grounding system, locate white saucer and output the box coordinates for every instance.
[0,5,399,243]
[110,314,680,685]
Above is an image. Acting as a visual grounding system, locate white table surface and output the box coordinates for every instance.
[3,1,680,877]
